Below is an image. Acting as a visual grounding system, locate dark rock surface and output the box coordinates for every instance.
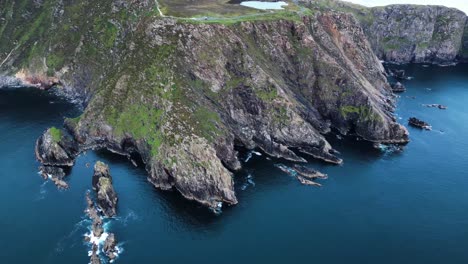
[85,193,104,237]
[366,5,467,64]
[35,127,79,167]
[423,104,448,109]
[392,82,406,93]
[292,164,328,180]
[39,166,68,189]
[303,1,468,64]
[389,69,406,80]
[408,117,432,130]
[90,245,101,264]
[103,233,118,261]
[92,161,118,218]
[297,176,322,187]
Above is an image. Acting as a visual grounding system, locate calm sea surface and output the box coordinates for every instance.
[0,64,467,263]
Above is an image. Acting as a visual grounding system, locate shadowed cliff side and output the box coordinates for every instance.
[1,0,407,208]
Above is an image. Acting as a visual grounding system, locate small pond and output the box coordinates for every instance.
[229,1,288,10]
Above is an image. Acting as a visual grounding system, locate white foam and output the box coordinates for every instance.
[245,152,253,162]
[85,231,109,246]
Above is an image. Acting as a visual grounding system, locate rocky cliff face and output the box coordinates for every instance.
[305,0,468,64]
[1,0,408,208]
[366,5,467,64]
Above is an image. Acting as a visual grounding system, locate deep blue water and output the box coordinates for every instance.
[0,64,467,263]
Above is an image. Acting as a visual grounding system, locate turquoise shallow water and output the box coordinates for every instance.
[0,64,467,263]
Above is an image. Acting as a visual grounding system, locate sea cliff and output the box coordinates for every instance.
[306,0,468,64]
[5,0,463,208]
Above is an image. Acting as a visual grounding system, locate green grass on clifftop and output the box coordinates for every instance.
[49,127,63,142]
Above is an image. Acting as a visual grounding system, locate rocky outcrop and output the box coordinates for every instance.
[392,82,406,93]
[35,127,79,188]
[90,245,101,264]
[85,189,120,263]
[85,192,104,237]
[292,165,328,179]
[423,104,447,110]
[92,162,118,217]
[35,127,79,167]
[39,166,68,189]
[408,117,432,130]
[103,233,118,261]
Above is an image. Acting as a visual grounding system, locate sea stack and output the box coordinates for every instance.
[92,161,118,217]
[35,127,79,188]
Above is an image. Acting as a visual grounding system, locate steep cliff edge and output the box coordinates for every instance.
[0,0,408,208]
[306,0,468,64]
[366,5,467,64]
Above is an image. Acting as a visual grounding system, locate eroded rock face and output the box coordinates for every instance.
[35,127,79,167]
[366,5,467,64]
[66,13,409,208]
[92,161,118,217]
[1,0,412,209]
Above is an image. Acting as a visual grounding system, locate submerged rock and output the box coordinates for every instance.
[392,82,406,93]
[408,117,432,130]
[297,176,322,187]
[92,161,118,217]
[423,104,447,110]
